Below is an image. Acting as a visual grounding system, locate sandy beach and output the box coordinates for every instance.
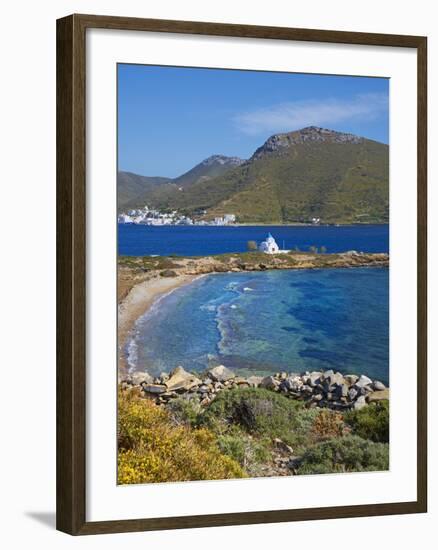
[118,274,201,374]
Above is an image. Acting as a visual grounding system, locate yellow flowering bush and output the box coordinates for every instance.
[117,389,246,484]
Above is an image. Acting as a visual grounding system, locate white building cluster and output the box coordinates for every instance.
[118,206,237,226]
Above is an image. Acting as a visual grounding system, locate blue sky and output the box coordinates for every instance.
[118,64,389,178]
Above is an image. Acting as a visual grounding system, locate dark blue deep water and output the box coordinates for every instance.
[126,268,389,384]
[118,224,389,256]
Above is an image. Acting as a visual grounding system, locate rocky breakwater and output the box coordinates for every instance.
[121,365,389,411]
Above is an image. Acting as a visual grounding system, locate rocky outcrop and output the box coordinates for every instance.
[121,366,388,411]
[200,155,245,167]
[251,126,364,161]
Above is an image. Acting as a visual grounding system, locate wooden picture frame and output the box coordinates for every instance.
[56,13,427,535]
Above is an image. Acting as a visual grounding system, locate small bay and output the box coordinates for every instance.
[126,267,389,384]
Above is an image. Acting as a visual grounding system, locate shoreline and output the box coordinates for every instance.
[118,273,203,375]
[118,222,389,227]
[118,251,389,376]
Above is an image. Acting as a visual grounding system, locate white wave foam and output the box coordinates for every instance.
[126,337,139,373]
[200,304,217,312]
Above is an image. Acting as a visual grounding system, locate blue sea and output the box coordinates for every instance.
[126,268,389,384]
[118,224,389,256]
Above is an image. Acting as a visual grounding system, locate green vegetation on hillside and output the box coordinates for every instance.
[118,171,172,210]
[118,128,389,224]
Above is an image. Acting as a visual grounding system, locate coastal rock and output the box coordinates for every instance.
[130,371,154,385]
[207,365,236,382]
[246,376,263,387]
[348,387,359,401]
[367,389,390,403]
[355,374,373,389]
[334,383,349,399]
[307,372,323,387]
[326,372,345,388]
[281,376,303,392]
[260,376,280,390]
[142,384,167,394]
[322,369,335,380]
[301,384,313,395]
[344,374,359,386]
[166,366,202,392]
[125,365,388,413]
[353,395,367,410]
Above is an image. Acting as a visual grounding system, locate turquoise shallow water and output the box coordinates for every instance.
[126,267,389,385]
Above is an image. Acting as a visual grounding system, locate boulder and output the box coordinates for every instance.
[322,369,335,380]
[301,384,313,395]
[307,371,323,387]
[353,395,367,410]
[348,387,359,401]
[246,376,263,387]
[355,374,373,389]
[166,366,202,392]
[367,389,390,403]
[130,371,154,386]
[372,380,387,391]
[207,365,236,382]
[142,384,167,394]
[326,372,346,387]
[260,375,280,390]
[281,376,303,392]
[333,383,349,399]
[344,374,359,386]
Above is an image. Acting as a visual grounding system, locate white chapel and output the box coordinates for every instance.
[258,233,280,254]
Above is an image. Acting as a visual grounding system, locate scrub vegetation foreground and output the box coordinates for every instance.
[118,385,389,484]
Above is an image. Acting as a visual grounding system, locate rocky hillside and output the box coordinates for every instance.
[118,155,244,210]
[119,126,389,224]
[118,171,172,210]
[173,154,245,188]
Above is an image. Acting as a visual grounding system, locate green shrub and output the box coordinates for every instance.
[215,425,271,475]
[345,400,389,443]
[118,390,245,484]
[201,387,318,452]
[167,396,202,427]
[159,269,178,277]
[296,435,389,475]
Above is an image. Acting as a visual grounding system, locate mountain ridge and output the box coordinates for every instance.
[118,127,389,223]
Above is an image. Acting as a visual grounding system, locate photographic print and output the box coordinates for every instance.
[117,64,390,485]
